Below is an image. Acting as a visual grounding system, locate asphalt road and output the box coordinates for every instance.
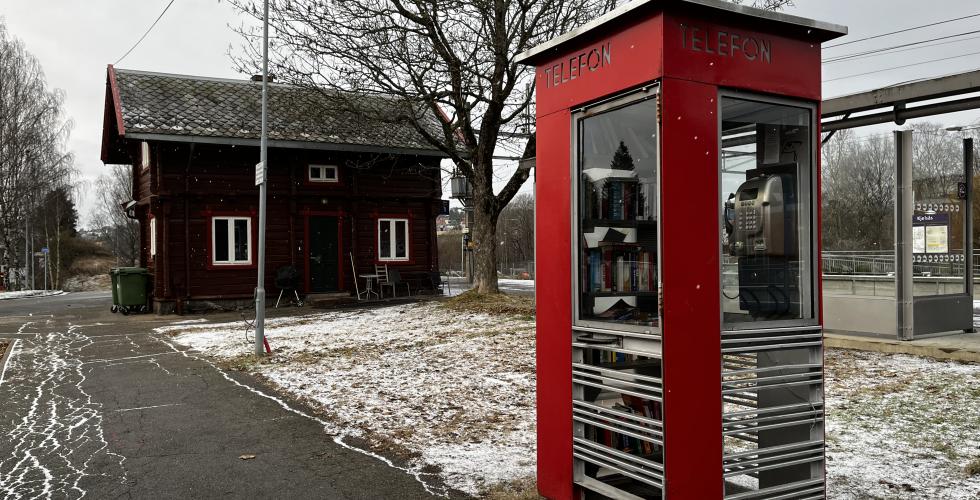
[0,292,454,499]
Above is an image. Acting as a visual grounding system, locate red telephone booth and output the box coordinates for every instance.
[518,1,846,498]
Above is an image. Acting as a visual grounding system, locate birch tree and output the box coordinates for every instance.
[0,21,75,289]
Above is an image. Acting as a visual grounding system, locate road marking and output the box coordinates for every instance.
[82,351,179,364]
[114,403,185,413]
[0,339,19,386]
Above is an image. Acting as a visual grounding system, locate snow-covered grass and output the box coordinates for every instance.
[826,349,980,498]
[0,290,66,300]
[161,301,980,498]
[161,302,536,496]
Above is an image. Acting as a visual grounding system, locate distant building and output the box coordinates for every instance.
[100,66,446,313]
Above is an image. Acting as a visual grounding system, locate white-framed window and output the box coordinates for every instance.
[378,218,409,261]
[140,141,151,169]
[211,216,252,265]
[309,164,339,183]
[149,217,157,258]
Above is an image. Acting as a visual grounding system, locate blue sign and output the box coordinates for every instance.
[913,214,949,225]
[41,247,49,254]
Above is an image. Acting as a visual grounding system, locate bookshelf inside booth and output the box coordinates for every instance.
[572,89,665,498]
[571,341,665,495]
[577,91,660,333]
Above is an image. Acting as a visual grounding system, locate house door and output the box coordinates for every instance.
[309,216,340,292]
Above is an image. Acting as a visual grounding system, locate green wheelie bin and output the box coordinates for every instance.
[115,267,150,315]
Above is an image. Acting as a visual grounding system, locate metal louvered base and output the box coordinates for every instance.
[723,326,825,499]
[572,329,665,499]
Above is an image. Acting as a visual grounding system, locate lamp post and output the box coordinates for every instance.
[254,0,270,357]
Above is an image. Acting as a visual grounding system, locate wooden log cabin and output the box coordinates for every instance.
[100,66,447,314]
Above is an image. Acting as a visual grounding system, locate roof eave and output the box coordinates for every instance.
[123,132,450,158]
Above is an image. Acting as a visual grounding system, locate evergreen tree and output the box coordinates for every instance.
[610,141,635,171]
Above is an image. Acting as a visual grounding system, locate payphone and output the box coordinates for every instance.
[726,163,799,318]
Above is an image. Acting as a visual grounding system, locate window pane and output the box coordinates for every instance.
[215,219,229,262]
[324,167,337,180]
[234,219,249,261]
[720,97,811,326]
[395,220,407,258]
[379,221,392,258]
[310,166,321,179]
[577,96,659,329]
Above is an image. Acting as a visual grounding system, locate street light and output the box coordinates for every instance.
[254,0,270,357]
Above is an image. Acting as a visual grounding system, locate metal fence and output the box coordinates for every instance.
[822,250,978,277]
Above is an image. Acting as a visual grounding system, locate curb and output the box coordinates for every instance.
[0,291,67,301]
[825,334,980,363]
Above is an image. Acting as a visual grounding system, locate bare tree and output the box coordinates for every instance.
[730,0,794,9]
[496,193,534,275]
[822,132,895,251]
[92,165,140,266]
[0,21,75,289]
[227,0,790,293]
[227,0,615,293]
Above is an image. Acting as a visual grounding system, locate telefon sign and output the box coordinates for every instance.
[679,23,772,63]
[543,42,612,88]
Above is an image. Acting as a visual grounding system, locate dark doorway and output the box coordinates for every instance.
[309,216,340,292]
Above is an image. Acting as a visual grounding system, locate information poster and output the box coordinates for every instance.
[912,226,926,254]
[925,225,949,254]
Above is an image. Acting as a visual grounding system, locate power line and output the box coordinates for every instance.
[823,34,980,66]
[113,0,177,65]
[825,12,980,49]
[824,29,980,64]
[823,51,980,83]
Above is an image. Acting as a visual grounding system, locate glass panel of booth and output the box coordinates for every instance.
[912,162,966,296]
[720,95,815,328]
[574,91,660,333]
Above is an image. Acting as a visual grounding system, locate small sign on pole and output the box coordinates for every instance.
[255,161,266,186]
[41,247,49,254]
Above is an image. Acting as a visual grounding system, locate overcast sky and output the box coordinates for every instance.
[3,0,979,226]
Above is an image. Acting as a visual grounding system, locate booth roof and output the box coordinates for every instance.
[516,0,848,65]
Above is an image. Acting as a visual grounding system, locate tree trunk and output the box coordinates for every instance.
[471,201,500,294]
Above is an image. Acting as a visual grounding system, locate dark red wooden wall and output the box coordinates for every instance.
[131,141,442,311]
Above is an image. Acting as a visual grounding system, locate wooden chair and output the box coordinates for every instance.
[376,265,411,297]
[388,269,411,297]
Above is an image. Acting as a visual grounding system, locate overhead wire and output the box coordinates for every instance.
[824,12,980,49]
[823,50,980,83]
[113,0,177,65]
[823,34,980,66]
[823,29,980,64]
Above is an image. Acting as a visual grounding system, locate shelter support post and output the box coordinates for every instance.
[966,138,976,333]
[895,130,914,341]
